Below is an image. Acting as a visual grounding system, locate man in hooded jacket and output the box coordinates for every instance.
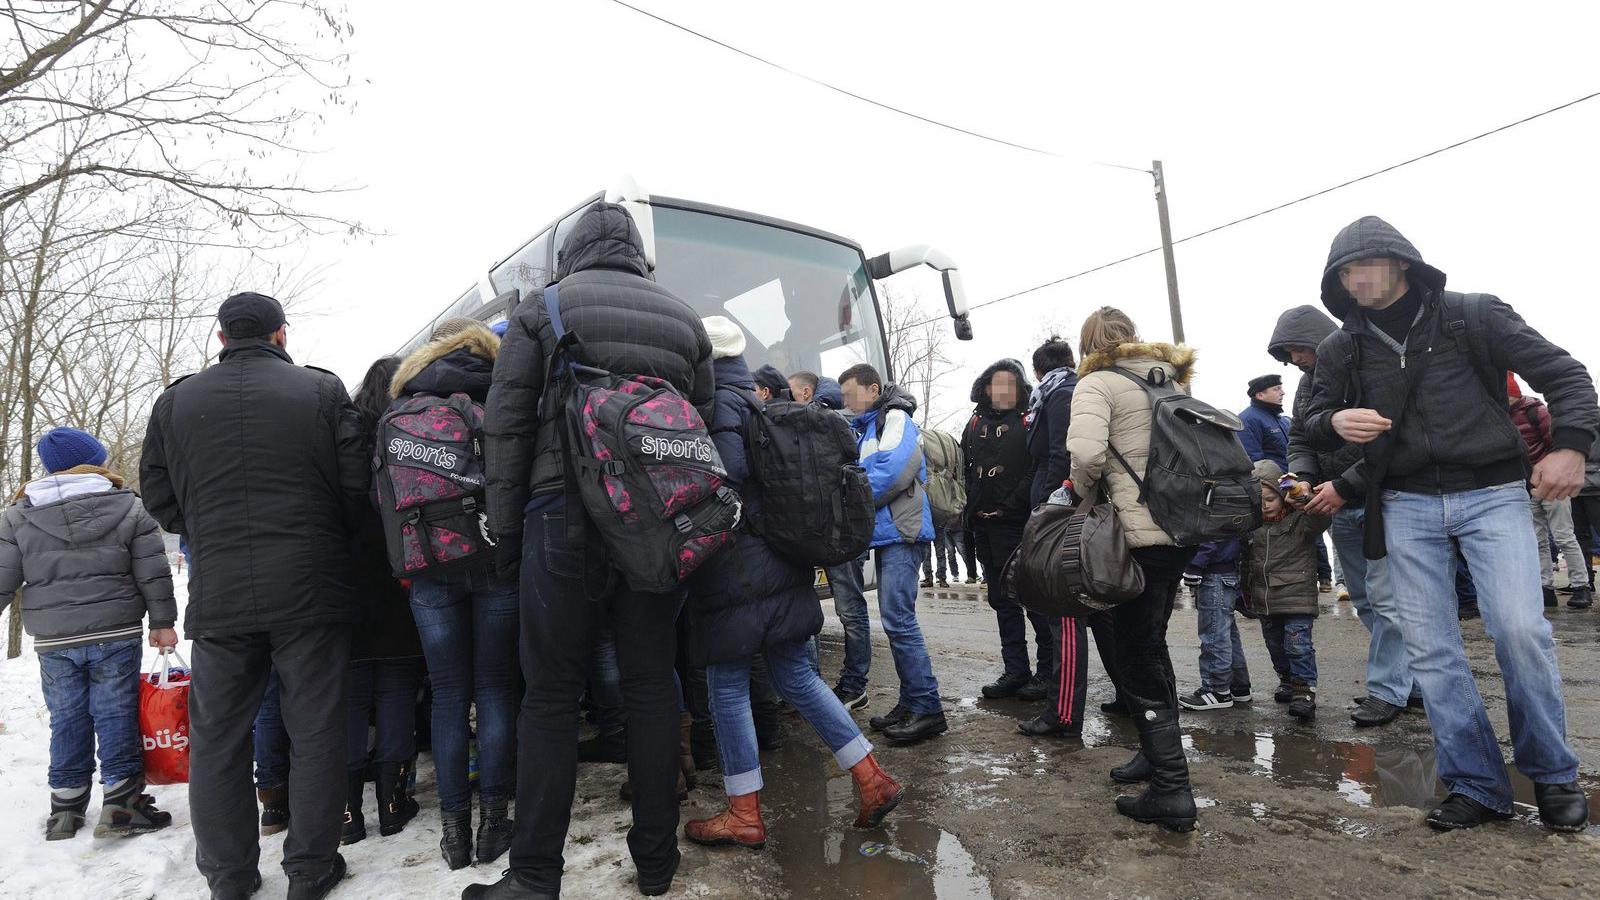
[472,202,713,899]
[1270,304,1418,727]
[1303,216,1595,834]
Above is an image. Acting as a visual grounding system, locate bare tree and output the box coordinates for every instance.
[881,285,959,431]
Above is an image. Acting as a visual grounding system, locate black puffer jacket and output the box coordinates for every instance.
[963,359,1034,525]
[1304,217,1599,496]
[141,340,368,638]
[1268,305,1366,498]
[1026,366,1078,506]
[485,202,714,546]
[684,355,822,666]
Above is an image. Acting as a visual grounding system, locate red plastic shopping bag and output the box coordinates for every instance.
[139,649,191,785]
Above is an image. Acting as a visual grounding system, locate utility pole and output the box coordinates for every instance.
[1152,160,1185,344]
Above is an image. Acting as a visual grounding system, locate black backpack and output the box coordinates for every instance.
[720,389,874,567]
[1106,367,1261,546]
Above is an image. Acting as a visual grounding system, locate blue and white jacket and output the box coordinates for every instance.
[852,385,936,548]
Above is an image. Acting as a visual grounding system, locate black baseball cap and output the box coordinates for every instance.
[218,292,286,339]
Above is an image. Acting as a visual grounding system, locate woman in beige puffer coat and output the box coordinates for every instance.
[1064,306,1201,834]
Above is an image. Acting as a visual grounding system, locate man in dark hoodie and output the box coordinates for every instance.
[963,362,1055,712]
[1269,304,1419,727]
[474,202,713,899]
[1303,216,1595,833]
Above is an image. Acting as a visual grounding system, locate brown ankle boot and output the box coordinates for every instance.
[850,753,904,828]
[684,792,766,849]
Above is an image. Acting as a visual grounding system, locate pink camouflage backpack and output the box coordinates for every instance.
[373,392,496,577]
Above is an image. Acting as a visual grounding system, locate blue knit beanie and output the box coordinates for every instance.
[37,427,108,474]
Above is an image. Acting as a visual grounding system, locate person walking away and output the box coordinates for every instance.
[1178,538,1251,710]
[1243,461,1330,720]
[1571,460,1600,607]
[1271,304,1419,726]
[1066,307,1200,832]
[341,356,426,846]
[141,292,367,899]
[1302,216,1593,832]
[680,318,903,851]
[1507,375,1594,609]
[1026,336,1128,718]
[839,363,948,746]
[962,362,1056,719]
[920,428,965,588]
[389,318,519,869]
[472,202,714,899]
[0,428,179,841]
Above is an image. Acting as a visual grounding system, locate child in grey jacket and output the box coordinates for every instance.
[0,428,179,840]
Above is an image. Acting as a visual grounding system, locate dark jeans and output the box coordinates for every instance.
[1315,538,1332,583]
[252,667,288,790]
[38,637,143,789]
[508,503,682,893]
[973,519,1054,677]
[1572,495,1600,586]
[190,626,351,893]
[922,527,965,581]
[589,629,626,741]
[826,553,872,695]
[345,658,424,770]
[1455,542,1479,609]
[409,575,520,812]
[1109,545,1197,711]
[1260,614,1317,687]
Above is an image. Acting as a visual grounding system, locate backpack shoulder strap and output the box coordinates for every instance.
[544,282,565,341]
[1438,291,1499,400]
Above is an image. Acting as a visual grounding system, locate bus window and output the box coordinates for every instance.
[492,230,553,299]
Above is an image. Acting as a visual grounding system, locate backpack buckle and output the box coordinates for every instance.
[603,460,625,476]
[674,514,694,534]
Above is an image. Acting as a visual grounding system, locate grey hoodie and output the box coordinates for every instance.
[0,473,176,651]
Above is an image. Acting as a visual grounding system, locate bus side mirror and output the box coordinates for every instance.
[866,245,973,340]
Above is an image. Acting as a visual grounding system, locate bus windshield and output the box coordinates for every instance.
[650,206,887,382]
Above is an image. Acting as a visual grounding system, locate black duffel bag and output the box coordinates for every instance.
[1004,487,1145,618]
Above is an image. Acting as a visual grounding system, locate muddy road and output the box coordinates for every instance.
[575,584,1600,899]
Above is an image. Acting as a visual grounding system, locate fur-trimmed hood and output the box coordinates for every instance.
[1078,342,1196,385]
[969,358,1033,413]
[391,321,500,399]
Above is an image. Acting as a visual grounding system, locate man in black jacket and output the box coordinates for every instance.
[1270,305,1419,727]
[1303,217,1595,834]
[470,203,712,900]
[141,292,367,900]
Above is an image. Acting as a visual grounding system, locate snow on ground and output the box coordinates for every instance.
[0,571,663,900]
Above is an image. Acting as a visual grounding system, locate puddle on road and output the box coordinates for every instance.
[1184,727,1600,826]
[750,735,995,899]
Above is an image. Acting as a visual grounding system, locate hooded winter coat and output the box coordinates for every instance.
[1509,395,1553,465]
[853,385,936,548]
[0,470,177,651]
[1268,305,1365,497]
[140,338,369,638]
[1242,460,1331,617]
[1068,342,1197,548]
[684,355,823,666]
[1027,365,1079,507]
[1303,217,1599,499]
[963,359,1034,525]
[484,201,715,548]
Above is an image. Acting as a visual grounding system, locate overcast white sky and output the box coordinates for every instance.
[284,0,1600,423]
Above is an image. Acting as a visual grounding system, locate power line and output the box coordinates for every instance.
[895,87,1600,333]
[602,0,1148,173]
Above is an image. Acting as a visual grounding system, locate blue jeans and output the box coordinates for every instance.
[38,638,142,789]
[826,553,872,695]
[1383,482,1580,812]
[1195,573,1251,694]
[410,576,520,811]
[1332,507,1415,707]
[1259,614,1316,687]
[345,659,424,769]
[253,667,289,790]
[707,640,872,796]
[873,542,942,715]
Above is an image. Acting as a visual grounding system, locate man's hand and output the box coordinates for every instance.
[149,628,179,650]
[1531,448,1586,501]
[1303,481,1346,516]
[1331,409,1392,444]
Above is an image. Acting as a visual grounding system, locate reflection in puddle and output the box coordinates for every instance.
[1188,728,1600,824]
[754,732,995,899]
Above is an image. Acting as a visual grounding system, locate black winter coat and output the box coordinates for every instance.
[1027,366,1078,507]
[1303,217,1600,496]
[684,355,822,667]
[963,360,1034,525]
[141,340,368,638]
[485,202,715,547]
[1269,305,1365,497]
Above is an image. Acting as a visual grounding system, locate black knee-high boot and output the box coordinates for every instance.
[1114,706,1196,832]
